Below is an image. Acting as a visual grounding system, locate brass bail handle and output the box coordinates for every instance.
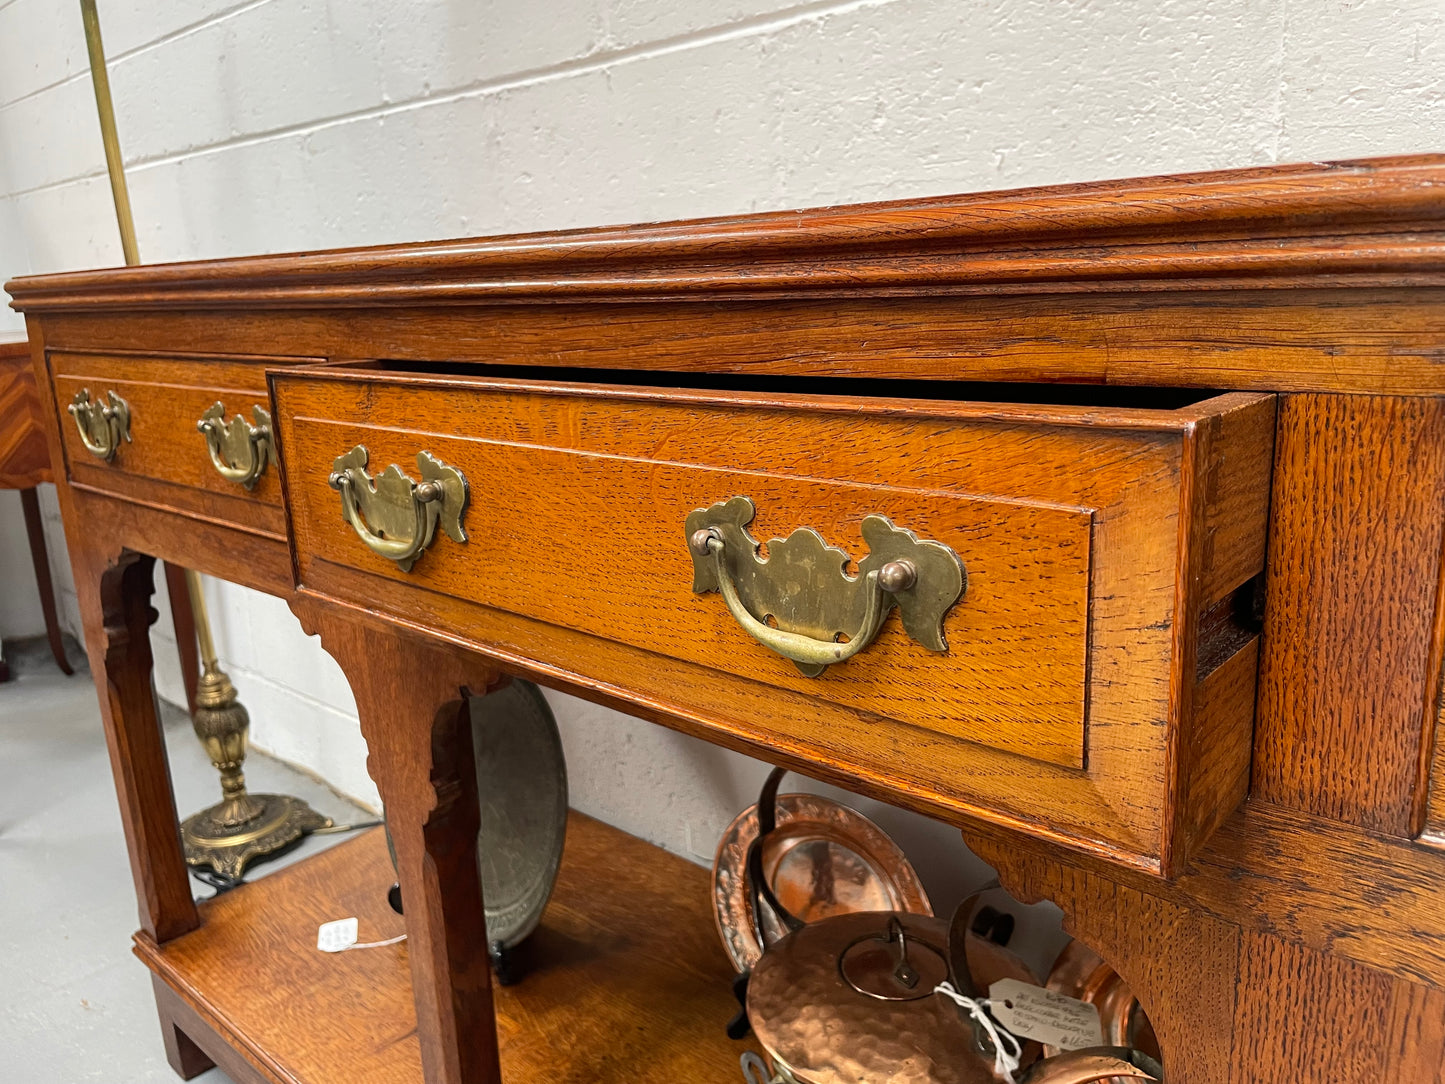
[197,401,272,490]
[684,496,965,677]
[328,445,469,572]
[330,470,443,566]
[67,388,132,461]
[690,526,915,671]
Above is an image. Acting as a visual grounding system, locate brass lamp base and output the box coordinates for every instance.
[182,793,331,880]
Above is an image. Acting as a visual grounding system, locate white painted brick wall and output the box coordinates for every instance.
[1,2,1441,940]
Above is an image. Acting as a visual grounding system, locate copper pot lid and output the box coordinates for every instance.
[713,792,933,972]
[1045,942,1160,1067]
[746,911,1039,1084]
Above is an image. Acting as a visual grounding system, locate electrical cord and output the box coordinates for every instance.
[311,819,383,835]
[192,868,244,894]
[189,819,383,898]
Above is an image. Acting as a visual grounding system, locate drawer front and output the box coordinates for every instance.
[273,371,1275,875]
[49,351,317,539]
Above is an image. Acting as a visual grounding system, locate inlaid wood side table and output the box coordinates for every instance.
[9,155,1445,1084]
[0,333,71,680]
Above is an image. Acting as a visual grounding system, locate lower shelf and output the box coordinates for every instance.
[134,813,753,1083]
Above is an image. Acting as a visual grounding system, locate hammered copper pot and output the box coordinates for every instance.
[1021,1049,1162,1083]
[746,911,1041,1084]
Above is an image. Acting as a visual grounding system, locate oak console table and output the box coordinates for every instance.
[9,155,1445,1083]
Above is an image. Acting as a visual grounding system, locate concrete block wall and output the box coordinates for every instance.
[1,0,1441,945]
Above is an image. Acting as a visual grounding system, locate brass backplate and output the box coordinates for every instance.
[68,388,131,460]
[685,496,965,674]
[330,445,468,571]
[197,401,272,489]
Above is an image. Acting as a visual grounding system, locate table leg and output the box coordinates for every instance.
[152,977,215,1079]
[20,486,73,675]
[162,561,199,717]
[298,600,505,1084]
[88,550,201,944]
[973,824,1445,1083]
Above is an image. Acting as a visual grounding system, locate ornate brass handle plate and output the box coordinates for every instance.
[197,402,272,490]
[67,388,131,461]
[328,445,468,572]
[685,496,965,677]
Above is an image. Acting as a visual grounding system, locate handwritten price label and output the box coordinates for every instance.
[988,978,1104,1051]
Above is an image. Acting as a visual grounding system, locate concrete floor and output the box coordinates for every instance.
[0,637,374,1083]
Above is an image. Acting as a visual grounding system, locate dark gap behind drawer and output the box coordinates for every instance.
[362,360,1218,412]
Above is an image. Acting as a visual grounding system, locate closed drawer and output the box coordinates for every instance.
[49,351,319,539]
[271,366,1275,876]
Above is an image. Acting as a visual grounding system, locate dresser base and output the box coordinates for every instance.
[135,817,754,1084]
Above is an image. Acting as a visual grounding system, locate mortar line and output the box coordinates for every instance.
[1,0,895,201]
[0,0,277,115]
[1270,0,1290,161]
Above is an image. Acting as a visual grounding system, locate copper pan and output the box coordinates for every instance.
[1021,1049,1162,1083]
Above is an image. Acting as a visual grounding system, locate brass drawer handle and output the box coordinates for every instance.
[328,445,468,572]
[197,402,272,490]
[68,388,132,461]
[686,496,965,677]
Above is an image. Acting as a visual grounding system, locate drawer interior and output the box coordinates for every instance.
[348,357,1221,410]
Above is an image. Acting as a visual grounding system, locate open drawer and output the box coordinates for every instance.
[270,364,1275,876]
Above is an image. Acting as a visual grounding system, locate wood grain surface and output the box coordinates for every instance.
[0,336,50,487]
[1253,394,1445,833]
[46,352,311,538]
[13,158,1445,399]
[19,158,1445,1084]
[973,808,1445,1082]
[137,817,756,1084]
[273,371,1271,874]
[288,604,506,1084]
[11,156,1445,310]
[91,550,199,944]
[972,796,1445,988]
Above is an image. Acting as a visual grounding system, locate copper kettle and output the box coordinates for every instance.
[745,908,1041,1084]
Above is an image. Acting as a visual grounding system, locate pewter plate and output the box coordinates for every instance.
[385,679,567,949]
[471,680,568,948]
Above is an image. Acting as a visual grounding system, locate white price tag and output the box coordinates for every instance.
[988,978,1103,1051]
[317,917,359,953]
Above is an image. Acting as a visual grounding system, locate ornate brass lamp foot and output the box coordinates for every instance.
[182,793,330,880]
[178,574,331,880]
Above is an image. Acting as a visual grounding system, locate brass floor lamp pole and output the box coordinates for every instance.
[81,0,328,879]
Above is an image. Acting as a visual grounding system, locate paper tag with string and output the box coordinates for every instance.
[317,917,359,953]
[316,917,407,953]
[987,979,1103,1051]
